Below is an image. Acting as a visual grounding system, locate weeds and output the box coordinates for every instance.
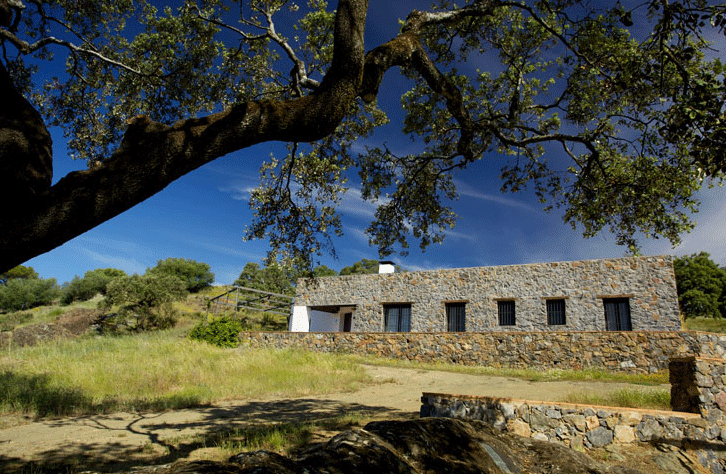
[564,388,671,410]
[0,333,369,419]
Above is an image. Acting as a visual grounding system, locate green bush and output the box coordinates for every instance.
[0,278,59,313]
[103,273,187,330]
[61,268,128,305]
[189,317,243,347]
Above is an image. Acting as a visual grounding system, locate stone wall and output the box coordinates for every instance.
[239,330,726,373]
[295,256,680,332]
[421,356,726,473]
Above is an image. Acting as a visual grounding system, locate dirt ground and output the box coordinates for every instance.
[0,365,698,473]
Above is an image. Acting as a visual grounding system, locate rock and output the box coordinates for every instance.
[161,418,650,474]
[613,426,635,444]
[587,427,614,447]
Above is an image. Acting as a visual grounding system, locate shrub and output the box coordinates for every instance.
[61,268,128,305]
[103,273,187,330]
[189,317,243,347]
[0,278,59,313]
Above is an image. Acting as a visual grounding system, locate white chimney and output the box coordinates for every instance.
[378,261,395,274]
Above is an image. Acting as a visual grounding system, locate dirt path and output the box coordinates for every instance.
[0,365,668,472]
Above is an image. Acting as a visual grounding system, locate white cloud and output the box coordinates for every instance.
[455,180,538,212]
[77,248,147,275]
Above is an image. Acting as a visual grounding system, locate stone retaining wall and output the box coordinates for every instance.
[295,256,680,332]
[421,356,726,473]
[239,331,726,373]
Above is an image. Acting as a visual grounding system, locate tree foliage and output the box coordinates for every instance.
[673,252,726,319]
[147,258,214,293]
[60,267,128,305]
[1,0,725,272]
[339,258,380,276]
[234,261,299,295]
[103,273,187,330]
[0,265,39,285]
[0,276,59,313]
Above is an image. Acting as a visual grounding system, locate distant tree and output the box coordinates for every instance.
[0,265,39,285]
[103,273,187,330]
[313,265,337,278]
[234,262,297,296]
[61,267,128,305]
[339,259,381,276]
[147,258,214,293]
[673,253,726,319]
[0,277,59,312]
[235,261,340,295]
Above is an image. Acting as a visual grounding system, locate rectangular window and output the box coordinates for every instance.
[384,304,411,332]
[546,299,566,325]
[498,301,516,326]
[603,298,632,331]
[446,303,466,332]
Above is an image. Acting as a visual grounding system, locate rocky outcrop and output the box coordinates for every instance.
[160,418,695,474]
[0,309,100,348]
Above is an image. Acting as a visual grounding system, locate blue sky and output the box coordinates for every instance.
[21,1,726,285]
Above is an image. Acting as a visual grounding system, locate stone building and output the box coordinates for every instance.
[289,256,681,333]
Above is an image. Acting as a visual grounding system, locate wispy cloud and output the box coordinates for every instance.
[193,242,264,260]
[218,183,256,201]
[455,180,538,212]
[77,248,147,275]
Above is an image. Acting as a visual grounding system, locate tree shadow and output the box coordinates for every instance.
[0,370,93,418]
[0,397,413,473]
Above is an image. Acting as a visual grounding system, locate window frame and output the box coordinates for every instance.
[546,298,566,326]
[383,304,411,332]
[603,297,632,331]
[445,302,466,332]
[497,300,516,326]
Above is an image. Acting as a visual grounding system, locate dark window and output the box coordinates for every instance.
[343,313,352,332]
[546,299,566,325]
[446,303,466,332]
[603,298,632,331]
[384,304,411,332]
[498,301,516,326]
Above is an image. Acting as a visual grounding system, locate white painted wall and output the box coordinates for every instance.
[289,305,310,332]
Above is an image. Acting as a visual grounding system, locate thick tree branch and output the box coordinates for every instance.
[0,0,369,272]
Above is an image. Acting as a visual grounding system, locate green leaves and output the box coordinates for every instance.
[674,252,726,319]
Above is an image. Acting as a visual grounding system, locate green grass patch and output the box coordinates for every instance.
[0,331,369,419]
[564,388,671,410]
[351,355,669,385]
[682,317,726,333]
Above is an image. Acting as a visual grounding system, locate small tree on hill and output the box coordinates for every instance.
[0,265,39,285]
[147,258,214,293]
[103,273,187,330]
[0,277,59,313]
[61,267,128,305]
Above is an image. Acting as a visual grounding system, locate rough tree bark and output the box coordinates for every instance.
[0,0,370,273]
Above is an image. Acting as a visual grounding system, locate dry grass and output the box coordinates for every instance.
[564,388,671,410]
[0,332,369,419]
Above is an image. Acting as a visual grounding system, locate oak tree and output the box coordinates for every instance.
[1,0,724,272]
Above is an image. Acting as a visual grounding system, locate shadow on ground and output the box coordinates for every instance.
[0,398,413,473]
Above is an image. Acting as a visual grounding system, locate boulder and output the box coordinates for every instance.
[162,418,648,474]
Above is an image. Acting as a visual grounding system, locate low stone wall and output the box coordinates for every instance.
[421,356,726,473]
[239,331,726,373]
[420,394,709,447]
